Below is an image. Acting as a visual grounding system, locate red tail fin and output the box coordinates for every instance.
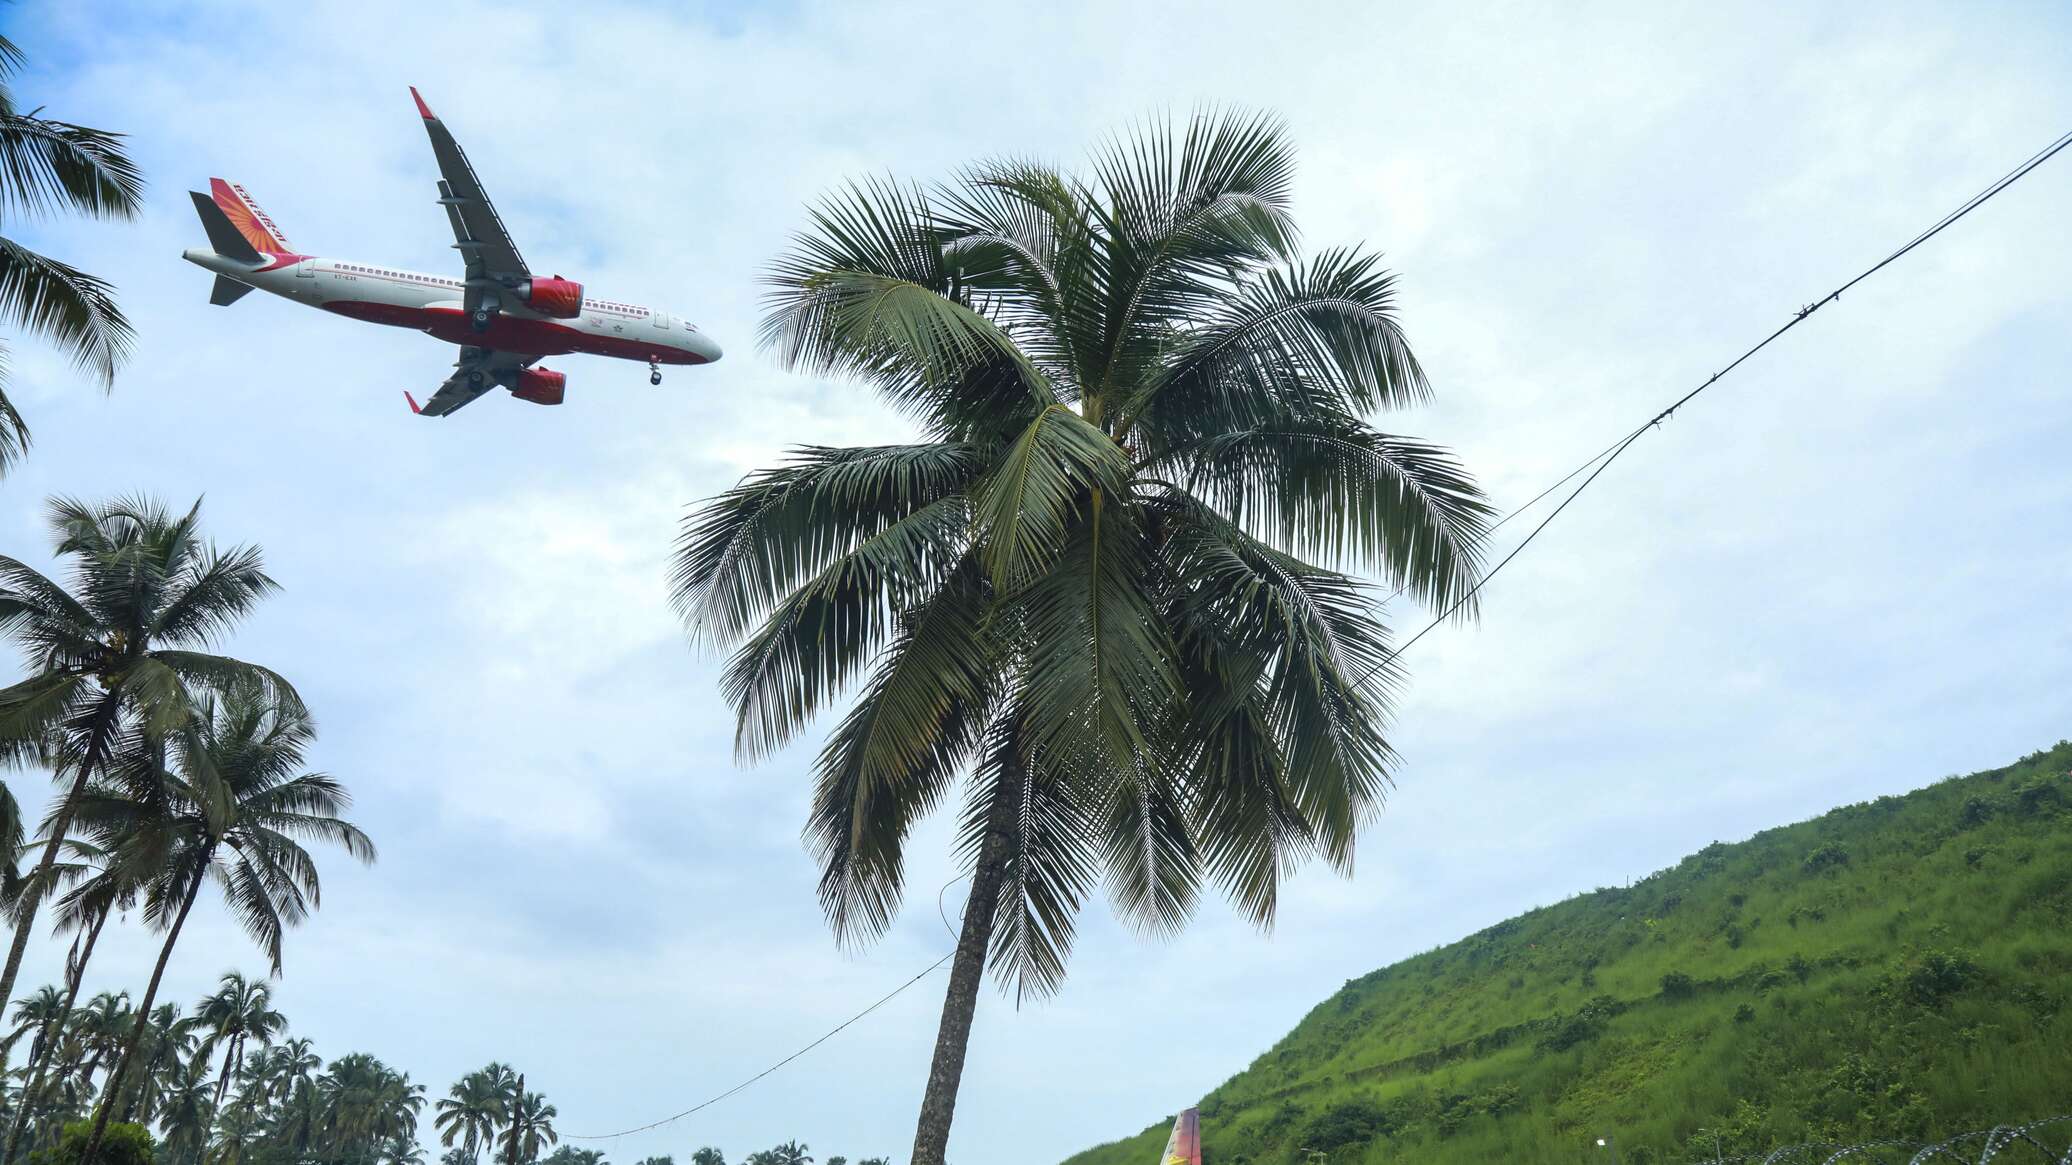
[209,178,293,254]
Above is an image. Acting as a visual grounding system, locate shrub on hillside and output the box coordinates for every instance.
[1660,971,1697,999]
[1895,948,1982,1008]
[1300,1099,1389,1153]
[2012,776,2065,816]
[1958,795,2000,827]
[1803,843,1851,874]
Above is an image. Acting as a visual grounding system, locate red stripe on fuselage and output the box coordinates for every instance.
[319,301,708,364]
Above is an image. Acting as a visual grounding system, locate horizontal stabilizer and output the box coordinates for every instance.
[189,191,263,263]
[209,275,254,307]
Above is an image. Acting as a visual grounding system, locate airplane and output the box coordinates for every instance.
[181,87,720,417]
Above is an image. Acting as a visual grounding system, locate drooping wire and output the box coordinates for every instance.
[1357,126,2072,683]
[561,874,971,1141]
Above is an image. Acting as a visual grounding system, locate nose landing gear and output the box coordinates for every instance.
[648,357,662,386]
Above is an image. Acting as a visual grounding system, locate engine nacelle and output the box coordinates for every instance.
[511,367,565,406]
[521,276,584,319]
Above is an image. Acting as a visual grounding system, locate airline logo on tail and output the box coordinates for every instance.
[209,178,292,254]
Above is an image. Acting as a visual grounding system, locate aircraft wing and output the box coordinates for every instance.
[410,87,529,295]
[406,349,538,418]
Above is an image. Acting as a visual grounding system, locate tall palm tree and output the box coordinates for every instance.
[318,1052,423,1162]
[2,835,145,1161]
[194,972,288,1114]
[0,33,144,472]
[5,982,66,1069]
[68,988,128,1091]
[154,1055,214,1165]
[259,1037,320,1105]
[673,111,1489,1165]
[0,495,297,1021]
[72,686,374,1160]
[119,1002,198,1124]
[435,1064,518,1163]
[267,1073,324,1162]
[688,1151,724,1165]
[498,1091,555,1165]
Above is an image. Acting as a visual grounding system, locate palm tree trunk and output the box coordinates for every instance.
[211,1033,237,1113]
[907,808,1014,1165]
[4,903,109,1163]
[82,867,204,1165]
[0,697,120,1034]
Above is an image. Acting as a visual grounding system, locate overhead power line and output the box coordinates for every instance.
[563,125,2070,1142]
[1360,125,2072,680]
[562,876,968,1141]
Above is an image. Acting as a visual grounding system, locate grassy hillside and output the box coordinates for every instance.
[1062,741,2072,1165]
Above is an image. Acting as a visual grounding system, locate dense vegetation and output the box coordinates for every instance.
[1062,741,2072,1165]
[1,976,885,1165]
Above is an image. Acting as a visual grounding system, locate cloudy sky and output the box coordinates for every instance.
[3,1,2067,1162]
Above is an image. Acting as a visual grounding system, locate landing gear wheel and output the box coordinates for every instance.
[466,369,485,389]
[470,309,493,333]
[648,358,662,387]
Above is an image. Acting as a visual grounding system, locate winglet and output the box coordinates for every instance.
[404,390,423,415]
[410,86,435,120]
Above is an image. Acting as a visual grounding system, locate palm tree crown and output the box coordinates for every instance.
[673,109,1490,1165]
[0,496,297,1022]
[0,32,145,471]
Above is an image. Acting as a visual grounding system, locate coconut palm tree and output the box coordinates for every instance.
[0,495,297,1020]
[689,1150,724,1165]
[154,1056,214,1165]
[6,982,66,1069]
[673,111,1489,1165]
[259,1037,320,1105]
[193,972,289,1116]
[435,1064,518,1163]
[318,1052,423,1162]
[0,33,144,472]
[2,835,147,1161]
[267,1073,324,1161]
[71,686,373,1160]
[118,1003,198,1124]
[497,1090,555,1165]
[68,988,128,1091]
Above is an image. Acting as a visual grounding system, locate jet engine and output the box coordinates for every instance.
[511,367,566,406]
[520,276,584,318]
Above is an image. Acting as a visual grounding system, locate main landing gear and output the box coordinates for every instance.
[648,358,662,386]
[470,308,493,333]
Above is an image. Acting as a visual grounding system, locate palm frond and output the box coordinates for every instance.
[1159,491,1398,868]
[762,177,1053,418]
[0,237,132,386]
[807,558,997,945]
[958,709,1100,1002]
[148,541,280,647]
[672,442,979,648]
[1124,248,1430,447]
[1160,419,1492,612]
[0,106,145,221]
[0,345,26,473]
[971,405,1130,593]
[719,495,967,761]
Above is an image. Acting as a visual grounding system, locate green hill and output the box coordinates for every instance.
[1062,741,2072,1165]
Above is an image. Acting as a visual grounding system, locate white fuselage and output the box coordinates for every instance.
[181,249,723,367]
